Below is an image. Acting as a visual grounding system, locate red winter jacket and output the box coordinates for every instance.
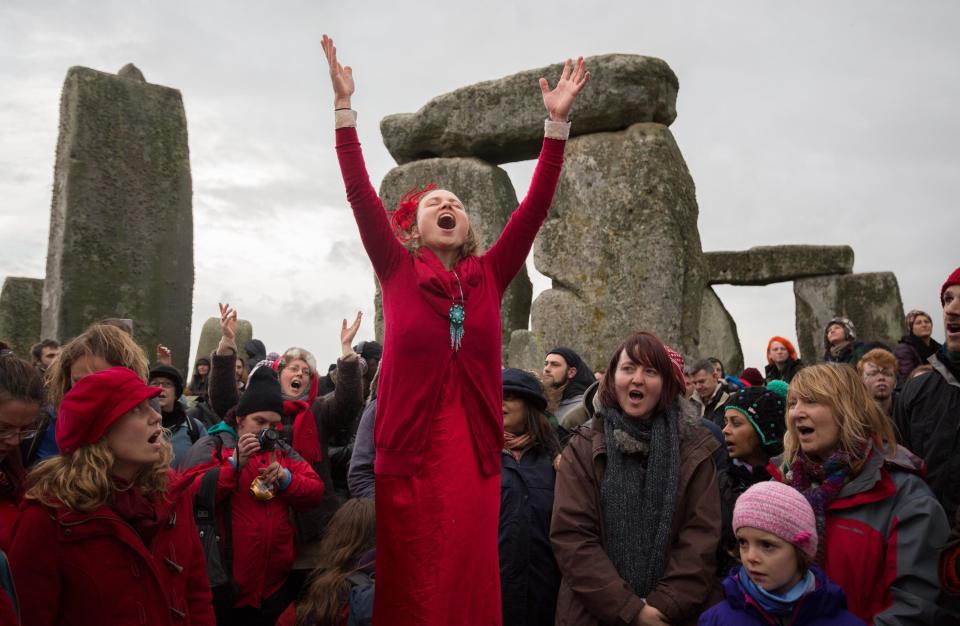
[770,446,948,624]
[8,471,215,626]
[215,447,324,608]
[336,125,565,478]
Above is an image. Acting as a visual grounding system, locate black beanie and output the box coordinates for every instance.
[236,365,284,417]
[724,385,787,456]
[502,368,547,412]
[149,365,184,399]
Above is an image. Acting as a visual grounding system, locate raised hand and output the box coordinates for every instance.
[156,344,172,366]
[539,57,590,123]
[340,311,363,357]
[219,303,238,341]
[322,34,355,109]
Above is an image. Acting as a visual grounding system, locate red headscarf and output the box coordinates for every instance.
[389,183,437,241]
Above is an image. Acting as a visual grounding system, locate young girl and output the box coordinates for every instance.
[0,355,43,550]
[700,481,864,625]
[323,34,588,625]
[276,498,376,626]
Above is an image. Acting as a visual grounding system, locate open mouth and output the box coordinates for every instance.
[628,390,644,402]
[291,379,302,391]
[947,320,960,335]
[148,430,162,445]
[797,425,815,437]
[437,213,456,230]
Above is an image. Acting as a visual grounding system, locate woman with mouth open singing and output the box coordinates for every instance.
[323,34,589,625]
[768,363,948,624]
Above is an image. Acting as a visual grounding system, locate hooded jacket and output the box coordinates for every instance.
[768,445,948,624]
[550,400,721,626]
[9,471,215,626]
[894,351,960,520]
[699,566,865,626]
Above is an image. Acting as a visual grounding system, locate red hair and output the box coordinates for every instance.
[766,336,799,363]
[598,332,684,417]
[390,183,437,240]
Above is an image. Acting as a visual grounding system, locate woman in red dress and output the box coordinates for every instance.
[322,35,589,625]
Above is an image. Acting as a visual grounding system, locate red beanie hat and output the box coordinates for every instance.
[57,367,161,454]
[943,267,960,305]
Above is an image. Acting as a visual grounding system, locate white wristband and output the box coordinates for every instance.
[544,119,571,140]
[335,109,358,129]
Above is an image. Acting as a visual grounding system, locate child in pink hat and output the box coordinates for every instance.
[700,481,864,625]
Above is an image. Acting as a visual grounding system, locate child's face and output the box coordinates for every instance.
[722,409,763,463]
[737,527,804,595]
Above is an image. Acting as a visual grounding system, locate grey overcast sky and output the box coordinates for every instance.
[2,1,958,371]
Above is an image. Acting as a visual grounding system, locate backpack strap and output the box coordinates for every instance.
[186,416,201,444]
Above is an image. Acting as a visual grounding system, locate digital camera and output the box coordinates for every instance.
[257,427,280,452]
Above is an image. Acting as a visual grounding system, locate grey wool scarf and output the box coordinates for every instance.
[600,403,680,599]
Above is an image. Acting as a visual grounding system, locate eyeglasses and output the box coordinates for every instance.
[149,380,176,390]
[0,426,39,441]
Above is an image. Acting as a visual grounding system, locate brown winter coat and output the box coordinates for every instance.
[550,405,722,626]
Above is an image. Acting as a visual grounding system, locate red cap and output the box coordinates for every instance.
[943,267,960,305]
[57,367,161,454]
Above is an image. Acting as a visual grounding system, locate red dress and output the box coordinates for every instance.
[336,124,565,625]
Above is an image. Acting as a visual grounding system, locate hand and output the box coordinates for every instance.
[258,461,285,487]
[156,344,172,366]
[219,303,238,341]
[235,432,261,469]
[634,604,670,626]
[539,57,590,123]
[340,311,363,358]
[322,34,355,109]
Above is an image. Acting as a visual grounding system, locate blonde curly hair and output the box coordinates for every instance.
[25,435,172,512]
[45,323,149,410]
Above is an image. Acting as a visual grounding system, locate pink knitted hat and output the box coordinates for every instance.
[732,481,818,559]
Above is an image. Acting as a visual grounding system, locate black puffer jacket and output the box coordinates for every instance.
[894,351,960,520]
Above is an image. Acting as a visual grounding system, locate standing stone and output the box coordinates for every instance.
[381,54,679,165]
[696,286,744,375]
[507,329,546,372]
[41,65,194,374]
[524,123,705,369]
[194,317,254,366]
[0,277,44,358]
[376,157,532,363]
[794,272,905,363]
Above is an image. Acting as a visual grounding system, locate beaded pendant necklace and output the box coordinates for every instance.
[449,270,466,351]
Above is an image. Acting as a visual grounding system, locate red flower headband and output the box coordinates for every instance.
[390,183,437,240]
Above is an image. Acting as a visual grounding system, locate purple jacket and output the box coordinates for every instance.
[699,566,865,626]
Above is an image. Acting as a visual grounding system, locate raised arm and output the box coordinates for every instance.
[323,34,407,280]
[486,57,590,293]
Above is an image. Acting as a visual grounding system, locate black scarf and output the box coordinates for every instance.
[599,403,679,598]
[161,402,187,431]
[938,346,960,381]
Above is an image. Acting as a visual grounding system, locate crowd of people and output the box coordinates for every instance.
[0,33,958,626]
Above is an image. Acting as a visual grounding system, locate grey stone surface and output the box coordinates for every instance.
[41,65,195,374]
[695,286,744,375]
[376,157,532,363]
[507,329,546,372]
[0,277,44,359]
[380,54,679,165]
[705,245,855,286]
[117,63,145,82]
[528,123,705,369]
[794,272,905,363]
[194,317,254,365]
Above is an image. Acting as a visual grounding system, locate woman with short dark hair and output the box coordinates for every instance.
[551,332,721,625]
